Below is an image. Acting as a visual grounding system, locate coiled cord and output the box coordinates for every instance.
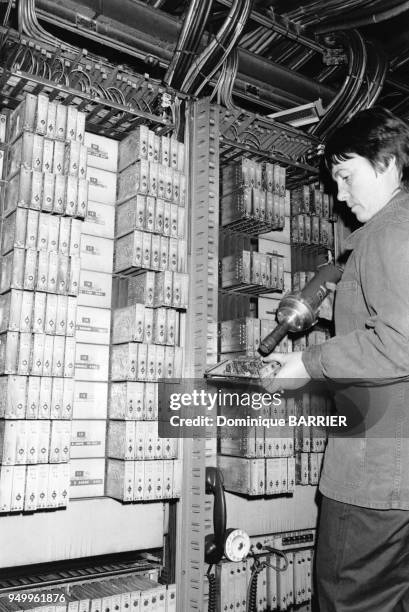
[246,561,264,612]
[207,566,217,612]
[246,548,289,612]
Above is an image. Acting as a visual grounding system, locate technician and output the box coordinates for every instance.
[262,107,409,611]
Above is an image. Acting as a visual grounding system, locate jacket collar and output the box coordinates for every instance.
[343,188,406,250]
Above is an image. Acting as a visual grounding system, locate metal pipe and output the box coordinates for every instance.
[38,9,173,66]
[37,1,176,64]
[37,0,182,44]
[36,0,335,105]
[238,48,334,104]
[231,74,308,110]
[315,1,409,34]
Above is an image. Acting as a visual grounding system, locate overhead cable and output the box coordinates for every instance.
[164,0,213,88]
[180,0,252,96]
[311,30,367,137]
[315,1,409,33]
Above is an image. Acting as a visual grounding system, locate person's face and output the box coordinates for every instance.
[331,154,395,223]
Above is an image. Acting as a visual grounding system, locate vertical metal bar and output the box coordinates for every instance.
[176,98,220,611]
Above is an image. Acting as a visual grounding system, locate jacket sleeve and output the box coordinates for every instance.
[302,222,409,382]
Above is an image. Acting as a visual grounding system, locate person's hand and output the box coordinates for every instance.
[318,281,337,321]
[259,352,311,394]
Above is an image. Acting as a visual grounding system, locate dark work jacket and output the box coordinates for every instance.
[303,189,409,509]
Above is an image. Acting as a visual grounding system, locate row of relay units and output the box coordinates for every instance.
[5,145,186,209]
[218,454,324,496]
[219,316,331,355]
[221,187,286,231]
[290,213,334,248]
[0,457,182,512]
[0,418,179,465]
[7,134,186,201]
[221,229,333,291]
[5,184,185,243]
[0,232,188,287]
[219,413,328,459]
[6,92,86,144]
[0,247,81,296]
[116,121,186,207]
[221,203,333,253]
[0,462,69,512]
[219,158,336,235]
[122,270,189,309]
[0,332,75,377]
[1,579,176,612]
[5,91,186,196]
[220,157,286,196]
[3,96,188,282]
[218,393,329,494]
[114,230,187,275]
[219,425,327,460]
[106,457,182,502]
[2,102,86,302]
[217,551,313,612]
[6,91,184,170]
[1,93,190,281]
[3,95,89,228]
[0,335,183,379]
[0,293,185,345]
[2,213,82,257]
[1,378,167,421]
[4,157,187,230]
[6,134,88,179]
[5,167,88,219]
[222,251,285,291]
[0,270,189,320]
[291,183,335,218]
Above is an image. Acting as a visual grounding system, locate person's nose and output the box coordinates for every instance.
[336,180,348,202]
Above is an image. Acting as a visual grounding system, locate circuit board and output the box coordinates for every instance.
[205,357,280,382]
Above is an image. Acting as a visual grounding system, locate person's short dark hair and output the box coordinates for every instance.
[324,107,409,186]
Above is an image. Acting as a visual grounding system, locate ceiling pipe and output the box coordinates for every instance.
[36,0,335,106]
[315,1,409,34]
[37,0,179,57]
[238,48,334,104]
[36,0,176,66]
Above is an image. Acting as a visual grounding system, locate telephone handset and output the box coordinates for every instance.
[205,466,250,565]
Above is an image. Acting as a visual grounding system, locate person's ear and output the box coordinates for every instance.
[375,155,397,176]
[384,155,397,174]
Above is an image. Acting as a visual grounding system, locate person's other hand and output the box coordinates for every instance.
[259,352,311,394]
[318,281,337,321]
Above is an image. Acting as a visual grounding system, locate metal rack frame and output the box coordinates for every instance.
[218,107,321,188]
[0,27,185,137]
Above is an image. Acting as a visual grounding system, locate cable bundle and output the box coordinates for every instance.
[180,0,253,96]
[165,0,213,89]
[311,30,387,138]
[18,0,77,53]
[210,48,239,110]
